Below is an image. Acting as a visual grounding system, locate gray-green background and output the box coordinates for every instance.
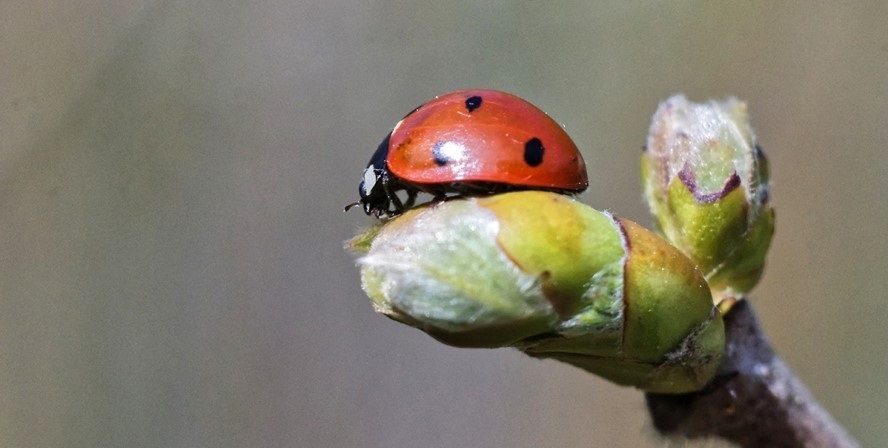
[2,2,886,447]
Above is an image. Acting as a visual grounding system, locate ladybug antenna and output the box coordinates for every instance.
[344,202,361,212]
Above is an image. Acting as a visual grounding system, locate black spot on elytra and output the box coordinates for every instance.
[524,138,544,166]
[433,141,449,166]
[465,96,482,112]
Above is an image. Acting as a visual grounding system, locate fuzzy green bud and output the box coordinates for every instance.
[351,191,724,393]
[642,95,774,299]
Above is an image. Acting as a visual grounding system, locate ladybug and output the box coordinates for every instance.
[349,89,588,218]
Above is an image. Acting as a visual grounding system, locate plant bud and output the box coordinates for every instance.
[642,95,774,298]
[351,191,724,393]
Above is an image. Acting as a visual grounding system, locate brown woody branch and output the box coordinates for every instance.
[645,299,858,447]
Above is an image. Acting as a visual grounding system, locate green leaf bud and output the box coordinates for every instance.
[353,191,724,393]
[642,95,774,299]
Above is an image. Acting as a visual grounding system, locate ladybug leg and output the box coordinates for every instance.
[389,193,405,213]
[381,175,405,214]
[403,189,417,209]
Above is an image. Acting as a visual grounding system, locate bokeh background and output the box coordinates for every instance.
[2,2,886,447]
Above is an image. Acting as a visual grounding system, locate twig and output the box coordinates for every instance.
[645,299,859,447]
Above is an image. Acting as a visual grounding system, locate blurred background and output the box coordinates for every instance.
[2,2,886,447]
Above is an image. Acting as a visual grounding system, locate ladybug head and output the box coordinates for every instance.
[352,133,396,218]
[357,167,389,217]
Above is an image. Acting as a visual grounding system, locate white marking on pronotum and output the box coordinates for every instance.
[362,166,377,196]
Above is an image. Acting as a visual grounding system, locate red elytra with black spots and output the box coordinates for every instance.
[351,89,588,218]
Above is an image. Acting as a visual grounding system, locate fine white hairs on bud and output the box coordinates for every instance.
[359,200,557,338]
[646,95,769,218]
